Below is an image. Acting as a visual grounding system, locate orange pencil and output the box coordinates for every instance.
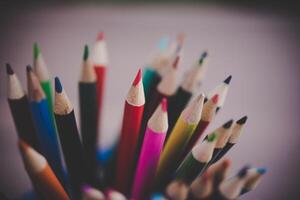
[19,140,70,200]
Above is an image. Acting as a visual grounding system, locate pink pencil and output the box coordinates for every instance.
[131,98,168,200]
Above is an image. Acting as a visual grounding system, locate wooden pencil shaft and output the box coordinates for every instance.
[167,87,192,139]
[115,101,144,194]
[95,67,106,138]
[8,96,39,150]
[79,83,98,186]
[175,153,207,184]
[30,100,66,187]
[55,111,86,199]
[181,120,209,161]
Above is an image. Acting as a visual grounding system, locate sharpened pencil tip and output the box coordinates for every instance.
[97,32,104,41]
[199,51,208,65]
[161,98,167,112]
[26,65,33,73]
[238,165,251,178]
[224,75,232,84]
[257,168,267,175]
[132,68,142,86]
[33,42,40,60]
[6,63,14,75]
[55,77,63,93]
[237,116,248,125]
[207,133,217,142]
[83,45,89,61]
[223,119,234,129]
[211,94,219,104]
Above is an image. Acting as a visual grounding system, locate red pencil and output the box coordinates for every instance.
[115,69,145,195]
[92,32,109,132]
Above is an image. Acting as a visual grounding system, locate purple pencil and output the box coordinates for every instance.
[131,98,168,200]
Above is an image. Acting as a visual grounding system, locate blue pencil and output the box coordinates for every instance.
[26,65,66,188]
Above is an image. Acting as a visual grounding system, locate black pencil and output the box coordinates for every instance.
[79,45,98,186]
[6,64,39,150]
[167,51,208,134]
[54,77,86,199]
[213,116,248,163]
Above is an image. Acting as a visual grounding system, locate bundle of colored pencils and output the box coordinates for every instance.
[5,33,266,200]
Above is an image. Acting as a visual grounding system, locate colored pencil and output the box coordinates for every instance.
[131,98,168,200]
[143,37,170,100]
[206,75,232,113]
[33,43,54,113]
[115,69,145,194]
[82,185,105,200]
[54,77,86,199]
[213,165,249,200]
[174,133,217,185]
[19,140,70,200]
[79,45,99,186]
[207,159,231,188]
[6,64,39,150]
[209,119,234,165]
[182,94,219,158]
[105,189,127,200]
[189,171,213,200]
[92,32,108,133]
[166,180,189,200]
[155,94,205,188]
[27,65,66,187]
[214,116,248,162]
[167,51,208,134]
[240,168,266,195]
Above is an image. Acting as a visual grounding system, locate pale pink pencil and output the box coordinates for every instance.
[131,98,168,200]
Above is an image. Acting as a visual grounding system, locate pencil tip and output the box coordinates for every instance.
[238,165,251,178]
[161,98,167,112]
[207,133,217,142]
[211,94,219,104]
[199,51,208,65]
[172,56,180,69]
[237,116,248,125]
[83,45,89,61]
[54,77,63,93]
[6,63,14,75]
[132,68,142,86]
[224,75,232,84]
[223,119,234,129]
[97,32,104,41]
[26,65,33,73]
[33,42,40,60]
[257,168,267,175]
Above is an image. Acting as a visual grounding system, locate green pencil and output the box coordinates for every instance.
[174,133,217,185]
[33,43,53,113]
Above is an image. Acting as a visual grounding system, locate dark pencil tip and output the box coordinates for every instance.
[216,107,220,113]
[237,116,248,125]
[199,51,208,65]
[83,44,89,61]
[223,119,234,129]
[238,165,251,178]
[26,65,33,73]
[223,75,232,84]
[6,63,14,75]
[257,168,267,175]
[55,77,63,93]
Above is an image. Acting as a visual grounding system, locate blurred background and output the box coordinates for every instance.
[1,0,300,199]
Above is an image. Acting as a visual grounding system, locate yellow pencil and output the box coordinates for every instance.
[155,93,205,189]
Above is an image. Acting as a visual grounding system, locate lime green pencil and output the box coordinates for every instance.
[33,43,53,113]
